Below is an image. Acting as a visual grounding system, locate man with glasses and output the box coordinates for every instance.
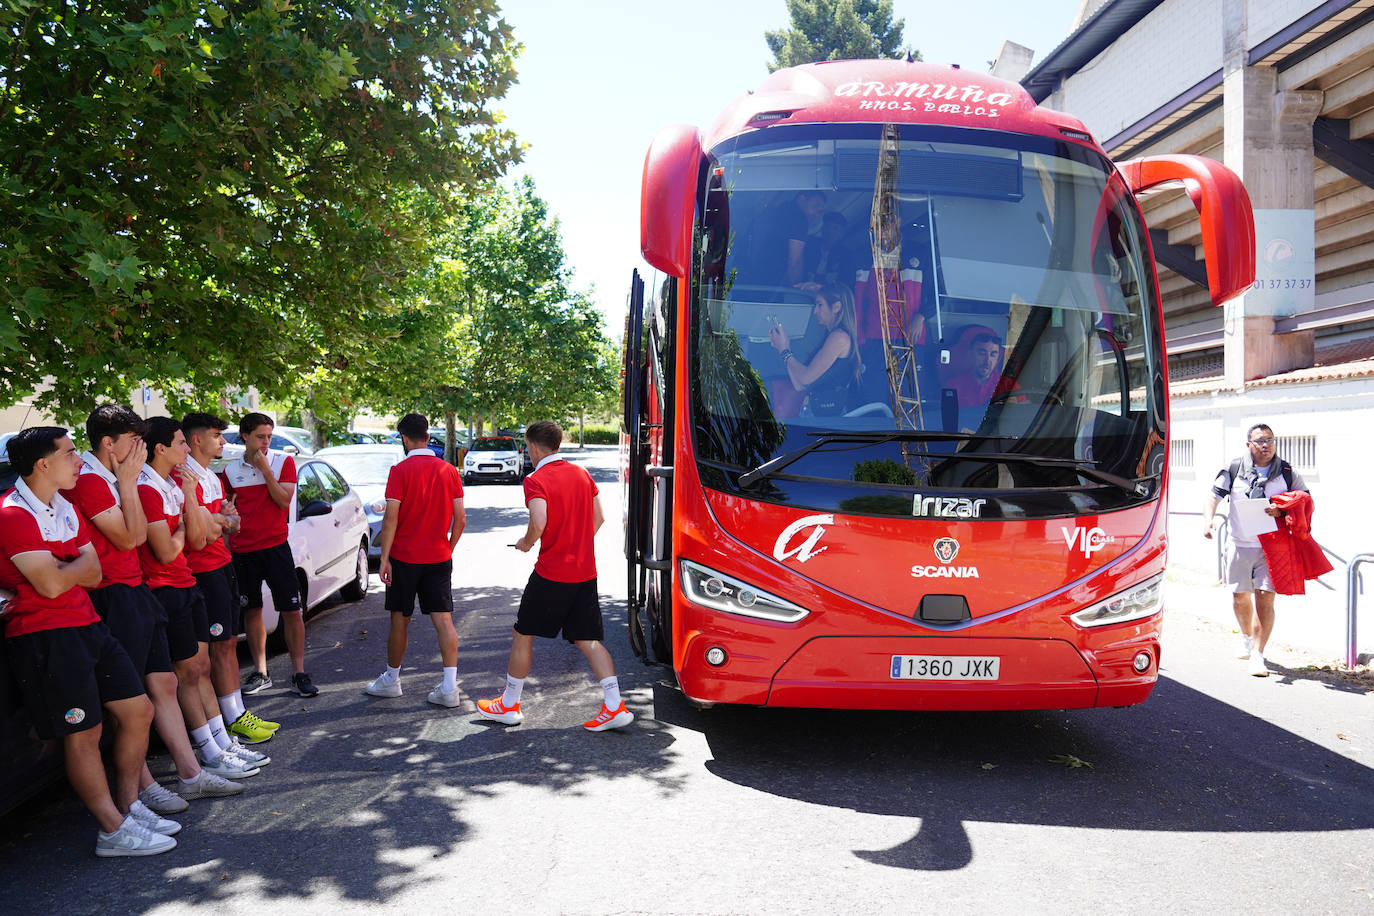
[1202,424,1306,677]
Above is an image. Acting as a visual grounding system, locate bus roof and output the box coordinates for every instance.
[704,59,1095,150]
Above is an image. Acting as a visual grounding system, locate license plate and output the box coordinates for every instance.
[890,655,1000,680]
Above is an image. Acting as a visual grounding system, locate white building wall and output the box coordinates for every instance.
[1247,0,1327,50]
[1052,0,1221,142]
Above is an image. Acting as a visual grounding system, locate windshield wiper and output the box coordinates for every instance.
[932,451,1155,495]
[737,430,1005,488]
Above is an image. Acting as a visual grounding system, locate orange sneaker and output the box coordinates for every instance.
[476,696,524,725]
[583,702,634,732]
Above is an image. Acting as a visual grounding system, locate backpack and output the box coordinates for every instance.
[1226,457,1296,496]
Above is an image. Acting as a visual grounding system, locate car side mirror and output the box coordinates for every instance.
[641,124,704,277]
[299,499,332,519]
[283,445,299,455]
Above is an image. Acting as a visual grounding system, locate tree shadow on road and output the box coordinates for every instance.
[656,676,1374,872]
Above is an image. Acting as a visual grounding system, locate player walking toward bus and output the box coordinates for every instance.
[363,413,466,707]
[477,420,633,731]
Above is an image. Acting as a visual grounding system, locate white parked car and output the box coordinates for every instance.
[463,436,525,484]
[253,456,371,636]
[312,444,405,559]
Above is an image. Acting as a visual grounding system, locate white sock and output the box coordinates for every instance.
[442,666,457,692]
[218,690,245,722]
[386,665,401,682]
[190,724,216,762]
[181,771,201,785]
[600,676,621,710]
[207,714,233,751]
[501,674,524,707]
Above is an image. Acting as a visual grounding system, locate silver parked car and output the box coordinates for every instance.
[312,444,405,559]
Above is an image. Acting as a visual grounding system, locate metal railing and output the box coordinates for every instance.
[1348,555,1371,669]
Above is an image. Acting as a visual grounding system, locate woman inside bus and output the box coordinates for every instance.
[767,284,863,416]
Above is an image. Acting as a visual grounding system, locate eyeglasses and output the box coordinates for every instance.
[1248,437,1274,447]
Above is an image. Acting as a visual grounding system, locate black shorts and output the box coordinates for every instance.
[385,558,453,617]
[233,542,300,614]
[194,564,241,642]
[514,572,603,642]
[88,582,173,676]
[152,585,209,663]
[4,622,145,739]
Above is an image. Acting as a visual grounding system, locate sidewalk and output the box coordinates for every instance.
[1163,554,1371,669]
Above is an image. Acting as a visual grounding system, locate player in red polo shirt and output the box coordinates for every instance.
[65,406,246,813]
[363,413,466,707]
[476,420,633,731]
[222,412,316,698]
[178,412,277,748]
[140,417,261,783]
[0,427,175,856]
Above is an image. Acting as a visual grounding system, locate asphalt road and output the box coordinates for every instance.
[1,446,1371,914]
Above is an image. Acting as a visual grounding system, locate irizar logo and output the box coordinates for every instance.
[1062,525,1116,558]
[912,494,987,518]
[773,513,834,563]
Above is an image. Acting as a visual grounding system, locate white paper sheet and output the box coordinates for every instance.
[1231,497,1279,540]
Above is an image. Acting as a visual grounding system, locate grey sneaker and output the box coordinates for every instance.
[427,684,461,708]
[200,750,260,779]
[243,671,272,695]
[291,672,319,698]
[138,781,189,815]
[364,674,402,698]
[128,800,181,837]
[227,738,270,766]
[95,816,177,857]
[171,770,245,800]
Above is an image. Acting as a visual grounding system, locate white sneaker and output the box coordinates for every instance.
[427,684,461,708]
[95,816,178,857]
[1249,649,1269,677]
[128,799,181,836]
[201,749,261,779]
[1237,634,1254,659]
[364,674,403,698]
[227,739,270,766]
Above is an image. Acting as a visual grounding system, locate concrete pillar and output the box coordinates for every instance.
[991,42,1034,82]
[1222,0,1319,385]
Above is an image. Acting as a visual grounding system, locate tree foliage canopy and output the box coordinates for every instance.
[0,0,521,423]
[765,0,916,72]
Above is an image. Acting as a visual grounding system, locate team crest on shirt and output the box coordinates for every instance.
[210,623,224,637]
[65,707,86,725]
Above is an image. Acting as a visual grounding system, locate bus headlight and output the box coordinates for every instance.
[1070,574,1164,628]
[679,560,809,623]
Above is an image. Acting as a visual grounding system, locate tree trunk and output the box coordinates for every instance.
[444,410,457,464]
[578,408,585,449]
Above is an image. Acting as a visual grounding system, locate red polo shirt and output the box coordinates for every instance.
[0,484,100,637]
[221,451,296,553]
[384,450,464,564]
[523,457,598,583]
[62,455,144,588]
[136,468,196,590]
[174,457,232,574]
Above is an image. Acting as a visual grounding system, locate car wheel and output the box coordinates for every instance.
[341,543,368,601]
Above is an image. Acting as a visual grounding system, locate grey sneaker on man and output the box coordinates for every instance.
[427,684,461,708]
[171,770,246,800]
[138,781,189,815]
[128,800,181,836]
[243,671,272,695]
[95,816,177,857]
[364,674,403,698]
[200,750,260,779]
[227,738,270,766]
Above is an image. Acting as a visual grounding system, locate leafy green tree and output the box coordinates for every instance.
[765,0,917,71]
[0,0,520,423]
[354,179,616,449]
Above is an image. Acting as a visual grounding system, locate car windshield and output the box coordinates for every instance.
[689,123,1164,519]
[317,452,399,486]
[472,438,516,451]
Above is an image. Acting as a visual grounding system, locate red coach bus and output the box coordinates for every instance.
[621,60,1254,710]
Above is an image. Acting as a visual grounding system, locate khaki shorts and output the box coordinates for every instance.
[1225,543,1274,594]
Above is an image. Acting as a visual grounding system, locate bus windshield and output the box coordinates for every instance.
[690,123,1165,519]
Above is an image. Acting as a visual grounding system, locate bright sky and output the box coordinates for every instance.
[496,0,1088,333]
